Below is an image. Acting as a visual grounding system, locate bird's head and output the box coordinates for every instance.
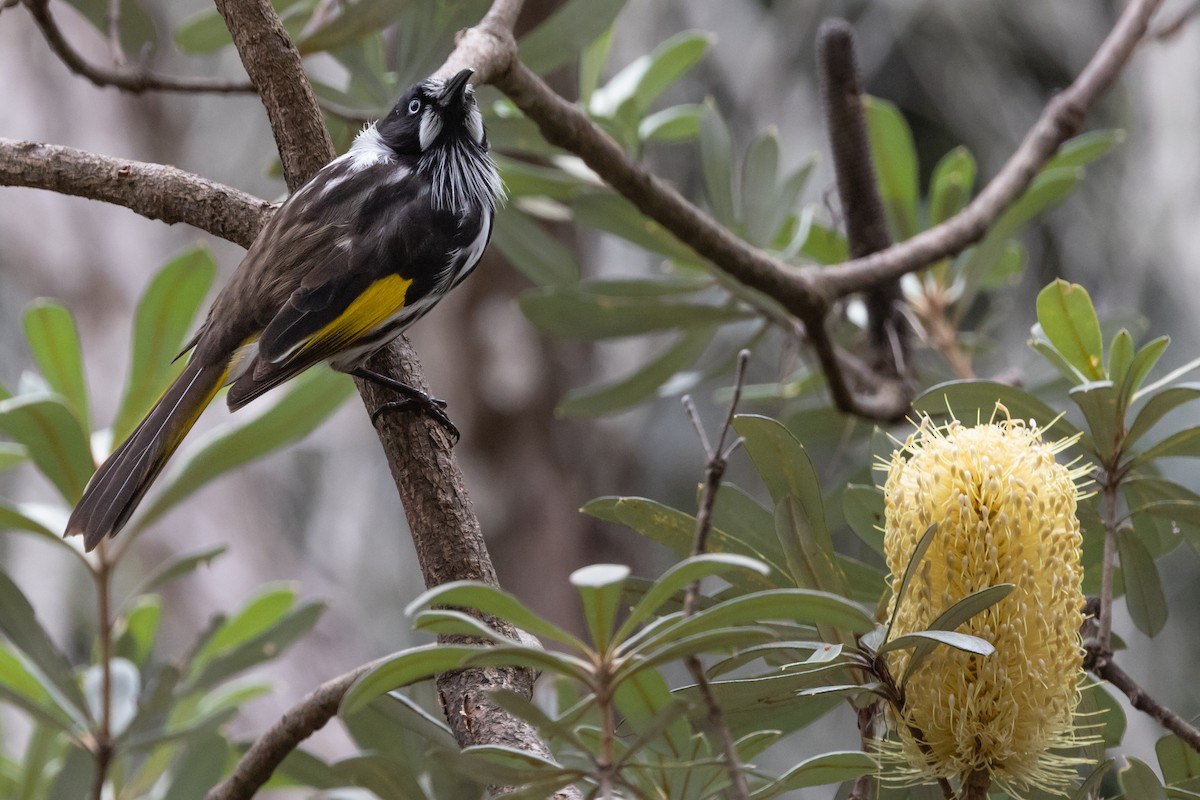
[377,68,485,157]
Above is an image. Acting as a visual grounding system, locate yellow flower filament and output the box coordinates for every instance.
[881,416,1088,795]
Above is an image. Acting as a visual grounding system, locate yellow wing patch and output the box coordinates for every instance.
[304,274,414,356]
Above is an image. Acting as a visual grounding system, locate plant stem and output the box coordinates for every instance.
[1097,471,1119,653]
[91,542,115,800]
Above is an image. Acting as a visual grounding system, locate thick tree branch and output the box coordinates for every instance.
[212,0,335,191]
[0,138,273,248]
[204,659,385,800]
[22,0,256,94]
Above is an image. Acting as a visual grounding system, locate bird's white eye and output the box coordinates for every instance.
[408,99,422,114]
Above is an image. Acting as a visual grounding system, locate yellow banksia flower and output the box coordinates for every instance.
[880,414,1089,796]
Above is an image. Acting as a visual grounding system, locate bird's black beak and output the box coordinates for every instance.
[440,68,474,106]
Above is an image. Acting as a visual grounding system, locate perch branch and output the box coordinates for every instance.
[204,659,385,800]
[22,0,256,94]
[0,138,274,248]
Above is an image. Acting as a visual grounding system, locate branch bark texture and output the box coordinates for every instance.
[0,138,273,248]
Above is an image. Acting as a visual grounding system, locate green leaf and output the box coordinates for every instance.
[0,501,85,562]
[1134,425,1200,465]
[569,191,699,261]
[0,571,89,724]
[1072,759,1114,800]
[0,442,26,471]
[339,645,518,716]
[732,415,831,542]
[685,670,843,738]
[582,496,786,590]
[707,482,788,574]
[557,326,714,417]
[898,584,1013,681]
[1126,383,1200,449]
[1127,335,1172,401]
[0,646,77,733]
[406,581,584,650]
[615,554,768,644]
[928,146,977,227]
[578,26,612,105]
[520,285,750,340]
[0,394,94,503]
[186,601,325,691]
[878,630,994,657]
[45,746,94,800]
[1157,734,1200,786]
[774,495,849,598]
[742,129,780,247]
[1120,757,1167,800]
[1070,381,1121,460]
[519,0,628,75]
[1117,528,1167,637]
[489,689,589,751]
[457,744,573,784]
[639,104,703,143]
[193,583,297,670]
[23,300,89,431]
[613,668,691,763]
[699,100,737,226]
[750,751,875,799]
[66,0,155,54]
[138,367,354,528]
[126,545,227,603]
[1080,679,1126,748]
[571,564,628,653]
[495,155,584,200]
[113,248,216,441]
[865,96,919,240]
[842,484,886,558]
[297,0,413,54]
[1109,329,1136,393]
[799,219,849,264]
[115,596,161,667]
[633,30,713,112]
[1036,279,1105,381]
[164,733,230,800]
[1044,129,1124,171]
[886,523,938,639]
[492,205,581,287]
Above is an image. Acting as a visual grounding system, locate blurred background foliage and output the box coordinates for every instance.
[3,0,1200,797]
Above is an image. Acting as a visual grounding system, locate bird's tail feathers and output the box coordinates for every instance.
[66,359,228,551]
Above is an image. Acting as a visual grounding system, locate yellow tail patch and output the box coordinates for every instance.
[305,274,414,355]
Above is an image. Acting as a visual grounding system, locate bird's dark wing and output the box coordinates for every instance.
[225,172,462,410]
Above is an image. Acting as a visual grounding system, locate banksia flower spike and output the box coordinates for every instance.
[880,413,1090,797]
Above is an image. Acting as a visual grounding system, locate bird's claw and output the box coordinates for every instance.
[371,395,460,445]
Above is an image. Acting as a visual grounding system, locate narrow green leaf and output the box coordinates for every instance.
[0,646,77,733]
[929,146,977,227]
[618,626,777,679]
[495,155,585,200]
[865,96,919,240]
[1134,426,1200,465]
[742,129,780,247]
[459,744,572,782]
[639,104,703,143]
[138,367,354,528]
[520,289,748,341]
[1044,129,1124,171]
[578,25,612,105]
[113,248,216,441]
[841,484,886,558]
[614,554,768,645]
[519,0,627,75]
[0,501,86,563]
[0,393,94,503]
[1126,383,1200,448]
[1157,734,1200,786]
[557,326,714,417]
[582,496,787,590]
[572,564,628,653]
[879,630,994,656]
[0,572,90,724]
[895,585,1014,683]
[115,596,162,667]
[126,545,227,603]
[774,495,849,598]
[163,733,230,800]
[766,157,817,251]
[407,581,585,650]
[886,523,938,639]
[706,482,788,573]
[16,722,59,800]
[633,30,712,112]
[1070,381,1121,460]
[489,689,589,751]
[1120,757,1167,800]
[45,746,94,800]
[913,379,1084,441]
[1117,527,1167,637]
[0,442,27,471]
[492,204,580,287]
[1127,335,1173,400]
[296,0,413,54]
[23,300,89,431]
[1071,759,1114,800]
[613,667,691,762]
[799,219,849,264]
[699,100,737,226]
[569,191,699,261]
[1031,336,1090,385]
[1036,279,1105,381]
[193,583,297,670]
[750,751,875,799]
[1109,329,1136,391]
[186,601,325,691]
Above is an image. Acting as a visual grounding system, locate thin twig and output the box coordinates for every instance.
[680,350,752,800]
[1087,649,1200,753]
[22,0,256,94]
[89,543,114,800]
[204,659,386,800]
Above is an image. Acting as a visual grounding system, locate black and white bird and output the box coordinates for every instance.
[67,67,503,551]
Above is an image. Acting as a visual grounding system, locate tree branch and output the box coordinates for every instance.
[1088,650,1200,753]
[212,0,335,191]
[22,0,256,94]
[0,138,274,248]
[204,659,386,800]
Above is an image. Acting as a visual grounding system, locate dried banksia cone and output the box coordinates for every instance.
[881,415,1089,796]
